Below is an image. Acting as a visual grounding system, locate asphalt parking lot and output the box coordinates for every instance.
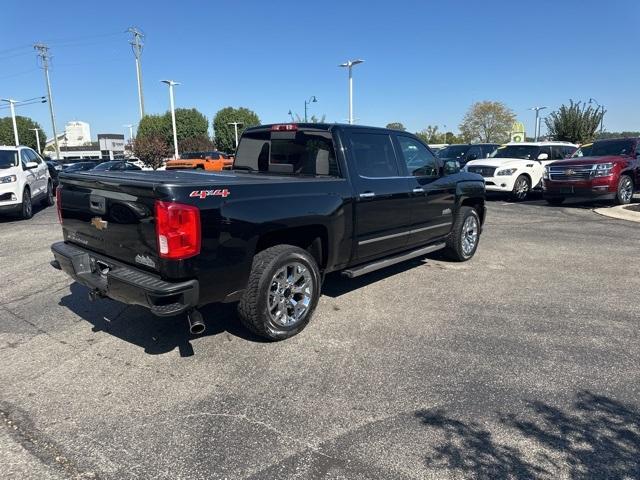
[1,196,639,480]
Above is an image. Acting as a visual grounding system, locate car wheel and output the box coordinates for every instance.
[238,244,321,340]
[444,206,481,262]
[615,175,634,205]
[546,197,565,206]
[510,175,530,201]
[20,188,33,220]
[43,181,55,206]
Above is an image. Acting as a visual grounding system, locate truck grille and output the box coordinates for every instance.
[548,165,593,181]
[467,166,497,177]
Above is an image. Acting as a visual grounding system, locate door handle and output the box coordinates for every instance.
[359,192,376,199]
[412,187,425,193]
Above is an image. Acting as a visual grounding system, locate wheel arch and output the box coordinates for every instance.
[255,225,329,270]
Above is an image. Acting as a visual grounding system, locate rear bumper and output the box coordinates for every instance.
[51,241,199,316]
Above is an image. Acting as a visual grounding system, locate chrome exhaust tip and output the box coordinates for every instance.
[187,310,206,335]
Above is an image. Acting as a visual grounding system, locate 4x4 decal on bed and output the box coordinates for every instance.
[189,189,230,199]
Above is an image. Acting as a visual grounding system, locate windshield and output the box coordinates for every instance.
[0,151,18,169]
[234,129,339,176]
[437,145,470,158]
[491,145,540,160]
[571,144,592,158]
[589,139,636,157]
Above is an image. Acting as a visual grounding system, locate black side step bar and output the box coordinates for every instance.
[342,243,445,278]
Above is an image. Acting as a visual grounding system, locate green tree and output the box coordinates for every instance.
[545,100,605,144]
[596,131,640,140]
[459,101,515,143]
[294,113,326,123]
[133,134,171,170]
[137,108,210,149]
[179,135,216,152]
[415,125,463,144]
[386,122,406,131]
[213,107,260,153]
[0,116,45,152]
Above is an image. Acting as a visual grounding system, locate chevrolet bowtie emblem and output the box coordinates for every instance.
[91,217,108,230]
[565,169,575,176]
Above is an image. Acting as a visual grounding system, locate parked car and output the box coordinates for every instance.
[464,141,578,200]
[63,161,101,173]
[51,123,486,340]
[543,137,640,205]
[47,159,63,172]
[0,146,54,219]
[46,161,60,188]
[90,161,142,172]
[438,143,499,167]
[165,151,234,171]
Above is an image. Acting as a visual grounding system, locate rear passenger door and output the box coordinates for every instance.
[394,134,455,246]
[344,130,413,262]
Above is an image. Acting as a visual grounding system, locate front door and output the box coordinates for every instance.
[394,134,455,246]
[344,130,413,262]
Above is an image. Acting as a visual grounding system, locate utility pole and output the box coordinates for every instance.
[30,128,41,153]
[529,106,547,142]
[1,99,19,146]
[34,43,60,159]
[128,27,145,119]
[228,122,243,148]
[161,80,180,159]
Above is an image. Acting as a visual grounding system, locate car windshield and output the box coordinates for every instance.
[234,129,339,176]
[438,145,470,158]
[491,145,540,160]
[571,144,593,158]
[91,162,119,170]
[65,162,95,171]
[589,139,635,157]
[0,151,19,169]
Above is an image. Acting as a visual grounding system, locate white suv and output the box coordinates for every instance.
[0,146,53,219]
[464,141,578,200]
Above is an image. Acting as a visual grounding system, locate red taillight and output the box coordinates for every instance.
[56,187,62,223]
[271,124,298,131]
[155,201,201,260]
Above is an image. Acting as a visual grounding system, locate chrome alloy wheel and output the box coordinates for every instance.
[620,177,633,203]
[461,215,479,257]
[514,177,529,200]
[268,262,313,327]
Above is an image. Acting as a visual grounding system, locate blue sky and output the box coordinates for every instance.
[1,0,638,141]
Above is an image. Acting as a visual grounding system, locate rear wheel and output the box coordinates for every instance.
[445,206,481,262]
[238,245,321,340]
[615,175,634,205]
[43,181,55,206]
[20,188,33,220]
[546,197,565,206]
[510,175,530,201]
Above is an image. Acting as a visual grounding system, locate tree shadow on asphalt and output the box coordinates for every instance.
[59,283,266,357]
[415,390,640,479]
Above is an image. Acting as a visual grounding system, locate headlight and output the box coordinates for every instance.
[543,167,550,179]
[496,168,517,176]
[592,163,614,177]
[0,175,17,184]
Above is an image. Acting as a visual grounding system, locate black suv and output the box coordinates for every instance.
[438,143,499,167]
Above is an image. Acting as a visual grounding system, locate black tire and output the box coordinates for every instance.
[43,181,55,206]
[444,206,481,262]
[20,187,33,220]
[510,175,530,201]
[614,175,634,205]
[196,165,204,170]
[238,244,321,340]
[546,197,565,206]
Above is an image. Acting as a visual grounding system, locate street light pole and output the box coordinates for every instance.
[304,96,317,122]
[287,110,294,122]
[123,124,134,141]
[228,122,243,148]
[443,124,447,144]
[161,80,180,159]
[30,128,41,153]
[1,99,19,146]
[529,106,547,142]
[339,59,364,124]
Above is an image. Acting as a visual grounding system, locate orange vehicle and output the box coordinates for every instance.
[165,151,234,171]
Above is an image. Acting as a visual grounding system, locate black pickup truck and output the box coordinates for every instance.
[52,123,486,340]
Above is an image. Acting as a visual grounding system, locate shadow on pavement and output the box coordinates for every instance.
[59,283,265,357]
[416,390,640,479]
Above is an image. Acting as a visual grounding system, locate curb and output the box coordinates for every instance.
[593,204,640,223]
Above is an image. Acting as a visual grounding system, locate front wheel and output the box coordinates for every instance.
[43,181,55,206]
[510,175,530,201]
[615,175,634,205]
[20,188,33,220]
[238,245,321,340]
[444,206,481,262]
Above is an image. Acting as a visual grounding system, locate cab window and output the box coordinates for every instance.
[349,133,399,178]
[396,136,438,177]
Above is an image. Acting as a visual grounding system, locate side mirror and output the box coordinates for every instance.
[537,153,549,160]
[443,160,460,175]
[25,161,38,169]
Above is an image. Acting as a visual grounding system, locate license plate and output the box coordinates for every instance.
[560,186,574,194]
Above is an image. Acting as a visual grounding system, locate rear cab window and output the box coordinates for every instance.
[234,128,340,176]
